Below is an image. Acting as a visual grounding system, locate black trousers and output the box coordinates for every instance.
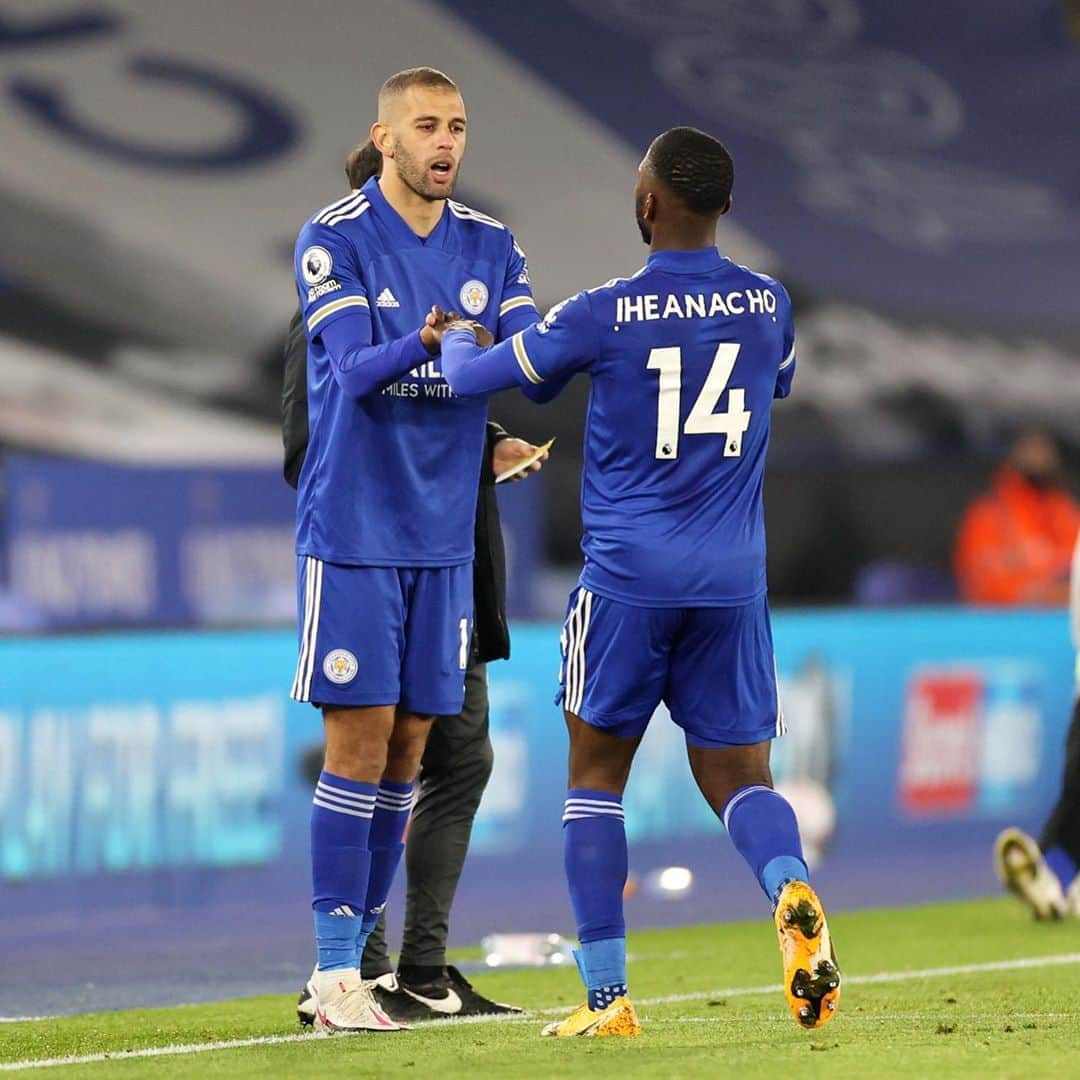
[361,662,494,975]
[1040,694,1080,866]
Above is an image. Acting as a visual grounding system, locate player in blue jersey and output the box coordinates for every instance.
[438,127,841,1037]
[290,67,544,1033]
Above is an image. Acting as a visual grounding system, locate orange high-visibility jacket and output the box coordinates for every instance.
[954,466,1080,606]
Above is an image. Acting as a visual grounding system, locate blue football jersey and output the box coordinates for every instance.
[293,176,537,566]
[444,247,795,606]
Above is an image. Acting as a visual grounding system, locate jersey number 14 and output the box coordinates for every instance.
[646,343,750,461]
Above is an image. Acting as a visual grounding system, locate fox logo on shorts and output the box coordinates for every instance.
[323,649,358,685]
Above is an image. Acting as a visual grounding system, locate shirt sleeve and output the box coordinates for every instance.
[442,290,598,397]
[774,284,797,400]
[295,222,371,340]
[495,235,540,341]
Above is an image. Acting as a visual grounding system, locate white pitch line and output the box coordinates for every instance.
[2,951,1079,1072]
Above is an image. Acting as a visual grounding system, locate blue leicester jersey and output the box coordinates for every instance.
[489,248,795,606]
[293,176,536,566]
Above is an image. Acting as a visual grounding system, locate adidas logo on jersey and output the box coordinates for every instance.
[375,288,400,308]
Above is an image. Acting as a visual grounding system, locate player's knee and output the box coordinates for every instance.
[321,705,393,782]
[322,737,388,783]
[384,715,435,782]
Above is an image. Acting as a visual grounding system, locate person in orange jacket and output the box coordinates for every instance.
[954,430,1080,606]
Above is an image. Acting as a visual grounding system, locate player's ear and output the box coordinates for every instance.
[371,121,394,158]
[719,194,733,216]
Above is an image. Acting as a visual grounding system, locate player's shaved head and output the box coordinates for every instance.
[635,127,734,245]
[370,66,467,205]
[643,127,734,216]
[378,67,460,122]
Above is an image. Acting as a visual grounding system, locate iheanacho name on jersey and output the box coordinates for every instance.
[615,288,779,323]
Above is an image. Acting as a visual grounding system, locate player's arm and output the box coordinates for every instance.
[296,225,432,399]
[441,291,597,398]
[491,235,573,403]
[495,236,540,340]
[774,284,797,400]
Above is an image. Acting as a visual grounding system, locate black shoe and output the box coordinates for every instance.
[397,964,524,1017]
[296,972,444,1026]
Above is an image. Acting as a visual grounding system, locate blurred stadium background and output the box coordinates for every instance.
[1,0,1079,1018]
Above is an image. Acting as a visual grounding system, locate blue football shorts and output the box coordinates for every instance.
[557,586,785,749]
[291,557,472,715]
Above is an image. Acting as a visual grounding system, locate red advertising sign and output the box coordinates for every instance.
[898,670,983,816]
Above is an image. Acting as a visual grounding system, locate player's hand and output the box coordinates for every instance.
[420,305,462,354]
[469,321,494,348]
[493,437,549,482]
[446,318,494,348]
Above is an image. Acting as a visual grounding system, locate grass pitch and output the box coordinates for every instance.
[3,898,1080,1078]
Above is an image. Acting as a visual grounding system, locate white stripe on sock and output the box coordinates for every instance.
[317,780,377,804]
[722,784,775,832]
[562,809,625,821]
[312,797,374,819]
[564,798,623,812]
[315,792,377,816]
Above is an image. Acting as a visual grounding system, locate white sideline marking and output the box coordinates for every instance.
[2,951,1079,1072]
[651,1011,1077,1024]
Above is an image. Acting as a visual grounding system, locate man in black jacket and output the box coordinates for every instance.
[283,287,546,1021]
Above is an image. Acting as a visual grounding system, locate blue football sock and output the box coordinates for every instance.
[358,780,414,953]
[1044,845,1078,892]
[723,784,809,906]
[563,788,628,1007]
[310,771,377,970]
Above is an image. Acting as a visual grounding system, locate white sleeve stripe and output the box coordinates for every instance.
[325,198,370,227]
[311,190,362,224]
[512,331,543,384]
[778,345,796,371]
[499,296,537,316]
[307,295,369,332]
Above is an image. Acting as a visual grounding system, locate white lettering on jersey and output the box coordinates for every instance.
[616,289,777,323]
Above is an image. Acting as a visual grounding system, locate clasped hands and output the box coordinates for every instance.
[420,305,493,355]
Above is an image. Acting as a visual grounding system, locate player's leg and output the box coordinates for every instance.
[393,662,521,1015]
[670,598,839,1029]
[996,694,1080,918]
[1038,694,1080,900]
[543,589,671,1038]
[356,708,433,963]
[291,558,407,1032]
[352,565,474,986]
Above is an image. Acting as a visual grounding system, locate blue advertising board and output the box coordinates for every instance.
[1,455,296,628]
[0,454,545,628]
[0,608,1074,1012]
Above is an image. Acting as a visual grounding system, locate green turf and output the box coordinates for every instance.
[3,898,1080,1078]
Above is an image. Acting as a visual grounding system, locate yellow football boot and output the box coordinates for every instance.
[540,996,642,1038]
[774,881,841,1029]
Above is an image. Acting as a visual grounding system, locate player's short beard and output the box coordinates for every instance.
[391,143,458,202]
[635,192,652,244]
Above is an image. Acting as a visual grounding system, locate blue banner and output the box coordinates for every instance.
[0,608,1071,896]
[1,455,296,628]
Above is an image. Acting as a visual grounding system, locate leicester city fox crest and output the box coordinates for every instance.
[460,279,489,315]
[323,649,358,684]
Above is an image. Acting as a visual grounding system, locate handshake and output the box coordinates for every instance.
[420,305,493,355]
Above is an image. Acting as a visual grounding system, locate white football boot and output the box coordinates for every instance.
[302,967,405,1033]
[994,828,1067,920]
